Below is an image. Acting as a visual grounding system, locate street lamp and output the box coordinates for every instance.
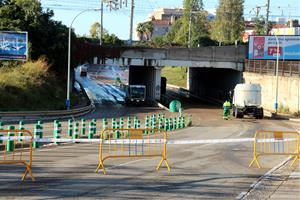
[272,33,280,115]
[66,8,101,109]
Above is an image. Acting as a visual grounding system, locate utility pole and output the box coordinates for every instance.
[188,11,192,48]
[265,0,270,34]
[129,0,134,45]
[100,0,104,45]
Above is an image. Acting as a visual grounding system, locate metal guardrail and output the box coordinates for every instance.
[0,105,93,118]
[0,80,94,119]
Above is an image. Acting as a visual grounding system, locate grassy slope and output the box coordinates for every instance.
[161,66,187,88]
[0,59,76,111]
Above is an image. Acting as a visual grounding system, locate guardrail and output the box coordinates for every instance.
[0,105,93,118]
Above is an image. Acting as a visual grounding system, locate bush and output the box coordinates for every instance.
[0,58,66,111]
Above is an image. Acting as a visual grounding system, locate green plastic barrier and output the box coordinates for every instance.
[169,100,182,113]
[6,126,15,152]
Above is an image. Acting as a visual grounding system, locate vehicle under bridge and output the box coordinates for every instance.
[76,43,247,103]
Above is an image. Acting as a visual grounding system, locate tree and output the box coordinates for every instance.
[102,33,123,46]
[136,21,153,41]
[210,0,245,44]
[253,16,265,35]
[89,22,108,39]
[166,0,208,47]
[136,22,145,41]
[0,0,69,78]
[143,21,154,41]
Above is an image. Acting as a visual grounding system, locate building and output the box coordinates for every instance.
[137,8,216,40]
[242,18,300,42]
[149,8,184,38]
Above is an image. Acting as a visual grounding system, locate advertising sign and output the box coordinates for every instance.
[0,31,28,61]
[248,35,300,60]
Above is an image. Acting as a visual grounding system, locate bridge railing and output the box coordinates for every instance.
[245,59,300,77]
[165,46,246,62]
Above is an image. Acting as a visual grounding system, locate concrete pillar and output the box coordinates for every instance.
[154,67,161,100]
[187,67,191,90]
[93,57,98,65]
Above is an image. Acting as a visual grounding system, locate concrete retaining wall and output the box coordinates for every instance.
[243,72,300,113]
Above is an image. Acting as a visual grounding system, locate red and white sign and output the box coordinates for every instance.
[268,47,282,56]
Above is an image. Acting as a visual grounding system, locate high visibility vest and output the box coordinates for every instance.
[223,101,231,107]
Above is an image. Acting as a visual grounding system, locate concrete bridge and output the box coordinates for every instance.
[77,43,247,102]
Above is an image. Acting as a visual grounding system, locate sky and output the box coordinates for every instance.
[40,0,300,40]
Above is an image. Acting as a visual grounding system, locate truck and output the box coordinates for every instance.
[232,83,264,119]
[79,64,88,76]
[125,85,146,105]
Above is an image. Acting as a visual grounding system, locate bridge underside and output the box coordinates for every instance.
[188,68,243,100]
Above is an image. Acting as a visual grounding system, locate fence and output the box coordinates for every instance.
[245,59,300,77]
[0,129,35,181]
[95,128,170,174]
[249,130,300,168]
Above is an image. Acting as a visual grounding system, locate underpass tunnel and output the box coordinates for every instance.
[129,66,161,102]
[188,67,243,100]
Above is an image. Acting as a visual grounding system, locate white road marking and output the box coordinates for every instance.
[107,159,149,170]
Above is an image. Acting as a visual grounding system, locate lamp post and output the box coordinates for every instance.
[273,33,280,115]
[66,8,101,109]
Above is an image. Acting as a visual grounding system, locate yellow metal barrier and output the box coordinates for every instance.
[249,130,300,168]
[0,130,35,181]
[95,128,170,174]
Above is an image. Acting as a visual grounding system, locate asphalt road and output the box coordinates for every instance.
[1,64,299,199]
[0,116,299,199]
[75,64,127,104]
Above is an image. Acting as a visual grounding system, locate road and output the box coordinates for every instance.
[1,112,299,199]
[1,64,299,199]
[75,64,128,104]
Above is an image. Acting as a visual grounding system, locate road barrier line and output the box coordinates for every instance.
[1,136,298,144]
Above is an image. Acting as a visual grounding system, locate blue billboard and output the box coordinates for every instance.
[248,35,300,60]
[0,31,28,61]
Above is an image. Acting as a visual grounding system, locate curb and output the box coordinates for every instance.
[156,101,169,111]
[264,110,300,122]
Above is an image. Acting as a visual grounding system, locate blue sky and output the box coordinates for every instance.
[41,0,300,40]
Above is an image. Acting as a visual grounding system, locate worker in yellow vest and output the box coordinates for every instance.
[223,100,231,120]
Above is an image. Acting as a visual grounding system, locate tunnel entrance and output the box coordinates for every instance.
[188,68,243,100]
[128,66,161,102]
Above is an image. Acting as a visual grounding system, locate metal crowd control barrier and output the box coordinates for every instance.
[95,128,170,174]
[249,130,300,168]
[0,130,35,181]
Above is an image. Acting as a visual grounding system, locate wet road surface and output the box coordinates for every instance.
[75,64,128,105]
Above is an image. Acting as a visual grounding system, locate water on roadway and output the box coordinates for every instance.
[75,64,128,105]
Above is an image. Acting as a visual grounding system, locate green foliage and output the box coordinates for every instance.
[102,33,123,46]
[136,21,154,41]
[253,16,266,35]
[0,0,69,78]
[210,0,245,44]
[0,59,67,111]
[161,66,187,88]
[167,0,207,47]
[89,22,108,39]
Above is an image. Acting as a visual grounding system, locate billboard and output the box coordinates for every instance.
[0,31,28,61]
[248,35,300,60]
